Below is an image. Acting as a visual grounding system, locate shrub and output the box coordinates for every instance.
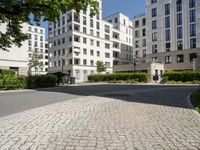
[0,69,26,90]
[162,71,200,82]
[26,75,58,89]
[88,73,148,83]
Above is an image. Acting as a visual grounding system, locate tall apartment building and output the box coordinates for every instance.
[48,0,133,82]
[132,13,147,60]
[137,0,200,70]
[0,23,48,75]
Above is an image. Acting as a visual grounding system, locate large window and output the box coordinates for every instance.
[176,0,182,12]
[165,30,170,41]
[190,38,196,49]
[177,27,183,39]
[152,45,158,54]
[165,56,172,64]
[177,41,183,50]
[190,24,196,37]
[166,43,171,52]
[152,32,157,41]
[152,8,157,17]
[152,20,157,29]
[189,0,196,8]
[165,4,170,15]
[177,54,184,63]
[190,10,196,22]
[177,13,182,25]
[151,0,157,4]
[190,53,197,62]
[165,16,170,28]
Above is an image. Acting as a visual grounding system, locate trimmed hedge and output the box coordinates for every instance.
[88,73,148,83]
[0,69,58,90]
[162,71,200,82]
[26,75,58,89]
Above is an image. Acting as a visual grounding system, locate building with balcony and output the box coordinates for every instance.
[48,0,134,82]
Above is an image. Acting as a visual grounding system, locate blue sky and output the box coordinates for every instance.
[41,0,146,38]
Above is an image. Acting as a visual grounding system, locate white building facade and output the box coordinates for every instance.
[0,23,48,75]
[48,0,134,82]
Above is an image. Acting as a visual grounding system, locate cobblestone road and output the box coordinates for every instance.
[0,86,200,150]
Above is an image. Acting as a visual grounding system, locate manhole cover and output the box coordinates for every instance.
[102,93,130,97]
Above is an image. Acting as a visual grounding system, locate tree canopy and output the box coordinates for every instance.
[0,0,98,50]
[96,61,106,73]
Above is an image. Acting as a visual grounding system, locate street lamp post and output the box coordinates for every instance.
[133,56,136,72]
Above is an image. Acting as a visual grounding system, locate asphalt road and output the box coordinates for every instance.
[0,84,198,118]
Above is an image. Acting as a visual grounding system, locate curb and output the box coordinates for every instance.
[0,86,65,94]
[186,93,200,120]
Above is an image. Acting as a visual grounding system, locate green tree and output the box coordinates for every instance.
[0,0,98,50]
[28,50,43,75]
[96,61,106,74]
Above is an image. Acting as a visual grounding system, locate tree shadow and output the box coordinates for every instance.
[36,84,198,109]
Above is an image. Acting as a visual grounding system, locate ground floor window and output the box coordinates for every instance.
[83,70,88,80]
[75,70,80,79]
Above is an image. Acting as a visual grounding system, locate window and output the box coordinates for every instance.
[135,20,139,28]
[83,70,88,80]
[97,51,100,57]
[165,30,170,41]
[83,38,87,44]
[152,8,157,17]
[90,19,93,28]
[83,48,87,55]
[83,59,87,65]
[152,45,158,54]
[177,13,182,25]
[105,34,110,40]
[151,0,157,4]
[190,53,197,62]
[177,54,184,63]
[152,20,157,29]
[135,30,140,38]
[177,27,183,39]
[189,0,196,8]
[105,43,110,49]
[90,39,94,45]
[142,29,146,36]
[142,19,146,26]
[115,18,118,23]
[177,41,183,50]
[152,32,157,41]
[105,53,110,58]
[96,22,100,30]
[62,38,65,44]
[97,32,100,37]
[62,49,65,55]
[83,17,87,25]
[165,4,170,15]
[58,50,61,56]
[142,39,146,47]
[135,41,139,48]
[105,62,110,68]
[190,24,196,37]
[176,0,182,12]
[90,60,94,66]
[96,41,100,47]
[166,43,171,52]
[165,16,170,28]
[143,50,146,57]
[190,38,196,49]
[75,70,80,79]
[165,56,172,64]
[62,16,65,25]
[105,25,110,33]
[90,50,94,56]
[83,27,87,33]
[190,10,196,22]
[90,29,94,35]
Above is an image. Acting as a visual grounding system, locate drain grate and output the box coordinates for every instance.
[102,93,130,98]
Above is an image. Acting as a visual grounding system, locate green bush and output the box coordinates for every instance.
[162,71,200,82]
[0,69,25,90]
[26,75,58,89]
[88,73,148,83]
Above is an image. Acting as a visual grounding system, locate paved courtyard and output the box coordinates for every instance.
[0,84,200,149]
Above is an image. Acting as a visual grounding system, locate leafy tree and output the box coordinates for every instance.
[96,61,106,74]
[0,0,98,50]
[28,50,43,75]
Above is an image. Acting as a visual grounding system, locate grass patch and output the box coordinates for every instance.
[191,89,200,113]
[162,81,200,85]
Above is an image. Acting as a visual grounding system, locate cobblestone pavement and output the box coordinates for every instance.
[0,87,200,150]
